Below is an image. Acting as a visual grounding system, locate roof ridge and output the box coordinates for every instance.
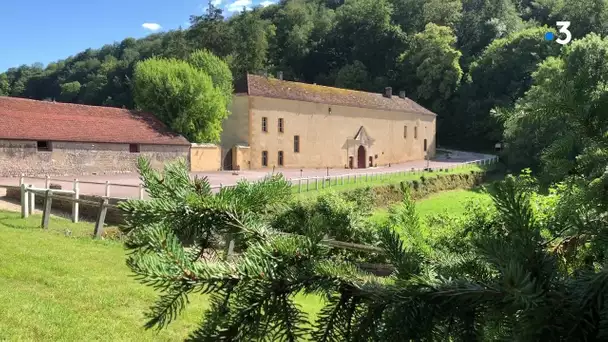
[0,96,142,113]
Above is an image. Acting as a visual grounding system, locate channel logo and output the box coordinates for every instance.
[545,21,572,45]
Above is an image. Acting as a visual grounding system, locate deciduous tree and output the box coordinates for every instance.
[133,57,227,143]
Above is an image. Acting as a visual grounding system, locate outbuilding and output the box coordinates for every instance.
[0,97,190,176]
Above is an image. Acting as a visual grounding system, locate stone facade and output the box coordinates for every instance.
[221,95,436,170]
[0,140,190,177]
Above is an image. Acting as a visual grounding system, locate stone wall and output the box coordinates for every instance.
[0,140,190,177]
[190,144,221,172]
[4,186,126,224]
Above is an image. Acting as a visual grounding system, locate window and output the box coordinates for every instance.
[414,126,418,139]
[293,135,300,153]
[262,117,268,132]
[278,118,284,133]
[424,139,428,152]
[129,144,140,153]
[36,141,52,152]
[403,125,407,138]
[262,151,268,167]
[278,151,284,166]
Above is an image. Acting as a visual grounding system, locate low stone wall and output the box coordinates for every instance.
[0,139,190,177]
[4,186,126,225]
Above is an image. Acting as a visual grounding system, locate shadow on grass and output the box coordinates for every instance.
[0,212,39,231]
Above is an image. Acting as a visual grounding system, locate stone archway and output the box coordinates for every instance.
[357,145,366,169]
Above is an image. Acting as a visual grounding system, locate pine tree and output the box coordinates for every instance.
[120,158,608,341]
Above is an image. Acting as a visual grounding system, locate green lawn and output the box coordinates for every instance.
[0,211,323,341]
[370,187,493,226]
[293,164,485,199]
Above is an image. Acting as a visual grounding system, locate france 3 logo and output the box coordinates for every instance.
[545,22,572,45]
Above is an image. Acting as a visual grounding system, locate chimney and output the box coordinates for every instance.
[383,87,392,98]
[399,90,406,99]
[277,71,283,80]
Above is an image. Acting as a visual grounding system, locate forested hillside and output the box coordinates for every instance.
[2,0,608,174]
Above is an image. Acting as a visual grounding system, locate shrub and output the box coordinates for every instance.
[340,187,375,215]
[271,192,379,249]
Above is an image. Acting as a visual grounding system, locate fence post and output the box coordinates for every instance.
[21,183,29,218]
[45,175,50,189]
[93,198,109,239]
[105,181,110,198]
[306,178,310,191]
[299,170,303,193]
[316,177,319,190]
[72,179,79,223]
[19,174,24,186]
[139,184,144,200]
[41,190,53,229]
[28,184,35,215]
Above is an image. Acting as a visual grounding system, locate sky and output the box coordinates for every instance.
[0,0,277,72]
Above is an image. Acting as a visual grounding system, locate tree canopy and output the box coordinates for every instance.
[133,55,231,143]
[3,0,608,175]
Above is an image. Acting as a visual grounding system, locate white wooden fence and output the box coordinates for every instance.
[18,183,116,238]
[15,156,499,198]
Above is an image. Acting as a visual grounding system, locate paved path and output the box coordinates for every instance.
[0,150,495,200]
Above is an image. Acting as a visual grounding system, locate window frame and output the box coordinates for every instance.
[278,118,284,133]
[262,150,268,167]
[404,125,407,139]
[293,135,300,153]
[262,117,268,132]
[278,150,284,166]
[414,126,418,139]
[129,144,140,153]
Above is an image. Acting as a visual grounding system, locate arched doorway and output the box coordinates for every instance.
[223,149,233,170]
[357,145,366,169]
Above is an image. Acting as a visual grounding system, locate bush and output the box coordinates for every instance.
[272,193,377,245]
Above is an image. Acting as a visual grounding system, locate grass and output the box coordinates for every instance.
[369,187,493,226]
[293,164,485,199]
[0,211,323,341]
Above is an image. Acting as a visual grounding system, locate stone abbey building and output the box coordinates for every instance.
[220,74,437,170]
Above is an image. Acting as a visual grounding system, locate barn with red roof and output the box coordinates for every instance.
[0,97,190,176]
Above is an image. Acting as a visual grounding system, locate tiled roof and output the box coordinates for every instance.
[243,74,436,116]
[0,97,190,145]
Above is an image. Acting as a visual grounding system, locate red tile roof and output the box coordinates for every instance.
[0,97,190,145]
[243,74,436,116]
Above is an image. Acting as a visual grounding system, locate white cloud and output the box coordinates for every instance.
[212,0,222,6]
[260,0,276,7]
[226,0,252,12]
[142,23,162,31]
